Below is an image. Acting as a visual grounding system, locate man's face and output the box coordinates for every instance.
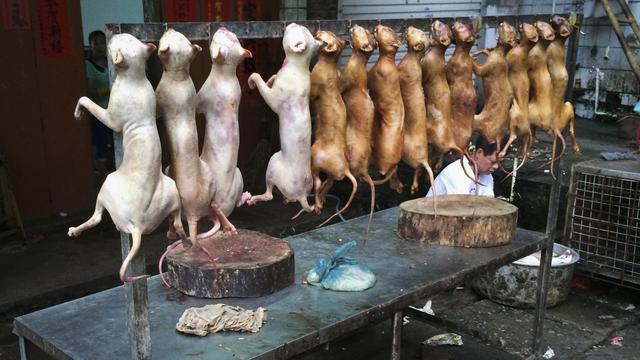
[91,35,106,58]
[474,149,499,174]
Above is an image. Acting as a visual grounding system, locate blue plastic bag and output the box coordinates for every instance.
[306,240,376,292]
[634,100,640,114]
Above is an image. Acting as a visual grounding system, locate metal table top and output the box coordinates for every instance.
[14,207,546,360]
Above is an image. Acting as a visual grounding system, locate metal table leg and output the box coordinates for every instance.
[121,232,151,360]
[391,310,403,360]
[18,335,27,360]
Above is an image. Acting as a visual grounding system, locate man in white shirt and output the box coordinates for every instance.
[426,133,499,197]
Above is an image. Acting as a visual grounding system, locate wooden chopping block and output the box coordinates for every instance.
[166,229,294,298]
[398,195,518,247]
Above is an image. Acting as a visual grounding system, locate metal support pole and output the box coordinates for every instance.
[565,13,583,101]
[121,233,151,360]
[391,310,403,360]
[107,27,152,360]
[532,149,563,356]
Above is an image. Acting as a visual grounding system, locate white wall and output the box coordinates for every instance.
[80,0,144,45]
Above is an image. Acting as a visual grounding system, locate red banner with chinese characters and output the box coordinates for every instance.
[203,0,231,22]
[164,0,197,22]
[2,0,31,30]
[36,0,71,57]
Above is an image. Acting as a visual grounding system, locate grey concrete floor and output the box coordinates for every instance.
[1,117,638,359]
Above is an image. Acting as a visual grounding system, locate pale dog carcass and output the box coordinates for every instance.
[246,23,322,214]
[197,28,253,226]
[155,29,237,285]
[69,34,187,283]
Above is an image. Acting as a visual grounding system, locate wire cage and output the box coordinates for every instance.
[564,159,640,288]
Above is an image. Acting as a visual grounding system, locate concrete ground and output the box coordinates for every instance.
[294,281,639,360]
[1,117,638,359]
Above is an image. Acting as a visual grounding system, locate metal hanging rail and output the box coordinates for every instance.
[106,14,571,40]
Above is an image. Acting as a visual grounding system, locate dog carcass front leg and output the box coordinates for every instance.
[74,96,120,132]
[248,73,281,112]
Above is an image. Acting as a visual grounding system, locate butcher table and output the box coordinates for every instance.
[14,206,547,359]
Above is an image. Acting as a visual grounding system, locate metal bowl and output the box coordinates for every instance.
[470,243,580,308]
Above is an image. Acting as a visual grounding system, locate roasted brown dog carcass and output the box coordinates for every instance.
[446,21,477,152]
[472,22,516,150]
[547,15,580,157]
[500,22,539,164]
[397,26,436,200]
[527,21,558,176]
[340,25,377,232]
[421,21,466,171]
[309,30,357,225]
[368,24,405,193]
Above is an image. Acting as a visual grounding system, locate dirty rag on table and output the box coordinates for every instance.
[176,304,267,336]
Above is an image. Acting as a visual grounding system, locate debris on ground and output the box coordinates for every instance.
[610,336,624,347]
[423,333,464,346]
[599,315,616,320]
[24,234,45,247]
[410,299,435,316]
[542,346,555,359]
[600,151,638,161]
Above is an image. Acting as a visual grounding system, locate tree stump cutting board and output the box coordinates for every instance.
[398,195,518,247]
[165,229,294,298]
